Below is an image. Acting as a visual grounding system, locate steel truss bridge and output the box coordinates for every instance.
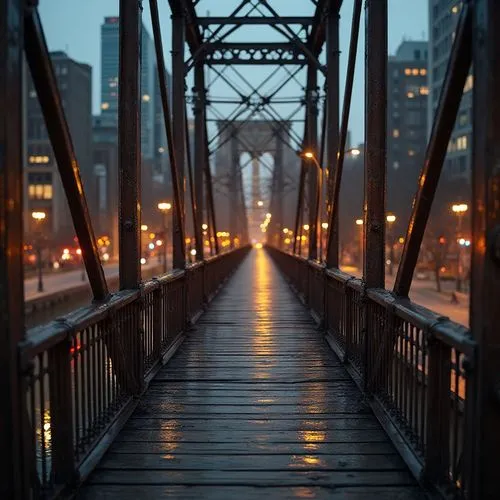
[1,1,499,499]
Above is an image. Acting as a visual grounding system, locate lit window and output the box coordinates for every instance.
[457,135,468,150]
[463,75,473,93]
[452,5,459,14]
[142,94,151,102]
[101,102,110,110]
[419,68,427,76]
[408,150,415,157]
[407,91,415,99]
[412,69,419,76]
[393,129,400,138]
[404,68,411,76]
[420,86,429,95]
[43,184,53,200]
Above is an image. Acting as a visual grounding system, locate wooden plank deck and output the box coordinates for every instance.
[79,249,426,499]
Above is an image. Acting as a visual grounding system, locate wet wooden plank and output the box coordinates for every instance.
[79,485,427,500]
[80,250,424,499]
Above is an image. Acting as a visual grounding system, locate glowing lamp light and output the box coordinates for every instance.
[321,222,329,230]
[303,151,314,159]
[303,224,310,231]
[158,202,172,211]
[63,248,70,255]
[356,219,364,226]
[148,242,155,250]
[76,249,82,256]
[255,242,263,249]
[140,257,147,265]
[257,200,264,207]
[141,224,148,231]
[31,211,46,221]
[202,223,208,230]
[190,249,197,256]
[102,253,110,262]
[283,228,289,234]
[266,213,272,219]
[386,214,397,223]
[156,240,163,246]
[350,148,361,156]
[452,203,468,213]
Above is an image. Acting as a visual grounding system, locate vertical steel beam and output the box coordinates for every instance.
[229,130,239,247]
[0,1,25,497]
[204,119,219,254]
[185,102,199,258]
[193,63,205,259]
[363,0,387,288]
[325,5,340,267]
[470,0,500,497]
[150,0,186,268]
[326,0,361,268]
[307,66,319,260]
[24,8,109,300]
[275,136,284,248]
[172,9,186,268]
[393,2,472,296]
[118,0,141,289]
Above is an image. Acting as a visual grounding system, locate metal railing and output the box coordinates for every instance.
[19,246,250,498]
[267,246,475,498]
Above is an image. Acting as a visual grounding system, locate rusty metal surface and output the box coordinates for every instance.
[24,8,109,300]
[0,1,26,497]
[326,0,361,268]
[363,0,387,289]
[150,0,186,266]
[469,0,500,497]
[394,2,472,297]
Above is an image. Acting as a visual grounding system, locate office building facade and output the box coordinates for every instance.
[428,0,472,180]
[387,41,429,229]
[25,51,92,245]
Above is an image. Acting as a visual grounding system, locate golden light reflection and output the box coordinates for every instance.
[291,454,322,468]
[299,430,326,443]
[293,487,317,498]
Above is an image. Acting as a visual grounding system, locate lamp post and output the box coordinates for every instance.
[158,201,172,273]
[451,203,468,292]
[301,151,323,261]
[355,218,363,271]
[386,214,397,276]
[31,211,46,292]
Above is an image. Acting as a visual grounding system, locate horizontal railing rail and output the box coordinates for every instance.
[20,245,251,498]
[266,245,475,498]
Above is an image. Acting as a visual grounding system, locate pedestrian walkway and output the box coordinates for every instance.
[79,249,426,499]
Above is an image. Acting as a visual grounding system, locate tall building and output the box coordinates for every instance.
[387,41,429,229]
[100,16,157,160]
[26,51,92,245]
[428,0,472,180]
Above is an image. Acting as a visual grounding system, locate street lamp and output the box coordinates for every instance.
[451,203,468,291]
[386,214,397,276]
[31,211,47,292]
[158,201,172,273]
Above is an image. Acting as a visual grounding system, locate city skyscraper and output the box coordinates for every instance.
[428,0,472,180]
[387,41,429,229]
[25,51,92,244]
[100,16,156,160]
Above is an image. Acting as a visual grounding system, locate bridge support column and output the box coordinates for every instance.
[363,0,387,393]
[172,10,186,268]
[325,7,340,267]
[0,1,27,497]
[307,66,319,260]
[193,63,205,259]
[275,134,284,249]
[229,129,239,248]
[470,1,500,497]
